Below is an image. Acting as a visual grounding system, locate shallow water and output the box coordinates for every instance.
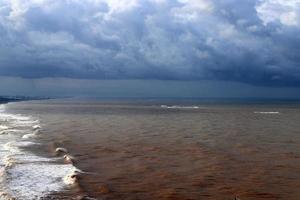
[1,100,300,199]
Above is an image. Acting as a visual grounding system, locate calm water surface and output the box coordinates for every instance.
[1,99,300,200]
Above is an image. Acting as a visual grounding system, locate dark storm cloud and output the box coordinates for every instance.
[0,0,300,86]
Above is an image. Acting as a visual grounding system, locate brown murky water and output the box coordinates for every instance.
[5,100,300,200]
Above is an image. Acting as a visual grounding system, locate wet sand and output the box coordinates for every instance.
[4,100,300,200]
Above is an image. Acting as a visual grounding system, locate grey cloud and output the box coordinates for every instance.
[0,0,300,86]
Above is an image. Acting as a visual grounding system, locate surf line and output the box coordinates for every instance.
[0,104,79,200]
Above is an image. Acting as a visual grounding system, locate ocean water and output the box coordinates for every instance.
[0,99,300,200]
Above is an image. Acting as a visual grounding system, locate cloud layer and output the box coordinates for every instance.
[0,0,300,86]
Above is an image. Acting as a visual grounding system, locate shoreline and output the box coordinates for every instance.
[0,102,86,200]
[0,96,53,106]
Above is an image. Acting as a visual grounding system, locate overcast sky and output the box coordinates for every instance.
[0,0,300,97]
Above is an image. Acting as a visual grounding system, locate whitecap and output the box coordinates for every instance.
[63,154,76,164]
[0,114,31,122]
[161,105,199,109]
[63,168,81,185]
[55,147,68,154]
[0,129,22,135]
[0,105,5,112]
[32,125,41,130]
[254,111,280,114]
[22,133,38,139]
[0,126,9,131]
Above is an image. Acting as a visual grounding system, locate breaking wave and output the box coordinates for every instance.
[0,103,79,200]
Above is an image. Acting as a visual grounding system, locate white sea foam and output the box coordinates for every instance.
[161,105,199,109]
[5,154,53,164]
[2,142,21,154]
[5,163,77,200]
[64,154,76,162]
[0,104,78,200]
[3,155,16,168]
[0,114,31,122]
[22,133,38,139]
[0,129,23,135]
[254,111,280,114]
[0,126,9,131]
[63,168,81,185]
[22,129,41,139]
[32,125,41,130]
[16,120,39,125]
[0,105,5,113]
[56,147,68,154]
[3,141,37,153]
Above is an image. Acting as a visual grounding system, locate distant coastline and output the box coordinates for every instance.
[0,96,51,104]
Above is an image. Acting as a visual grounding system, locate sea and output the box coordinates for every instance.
[0,98,299,200]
